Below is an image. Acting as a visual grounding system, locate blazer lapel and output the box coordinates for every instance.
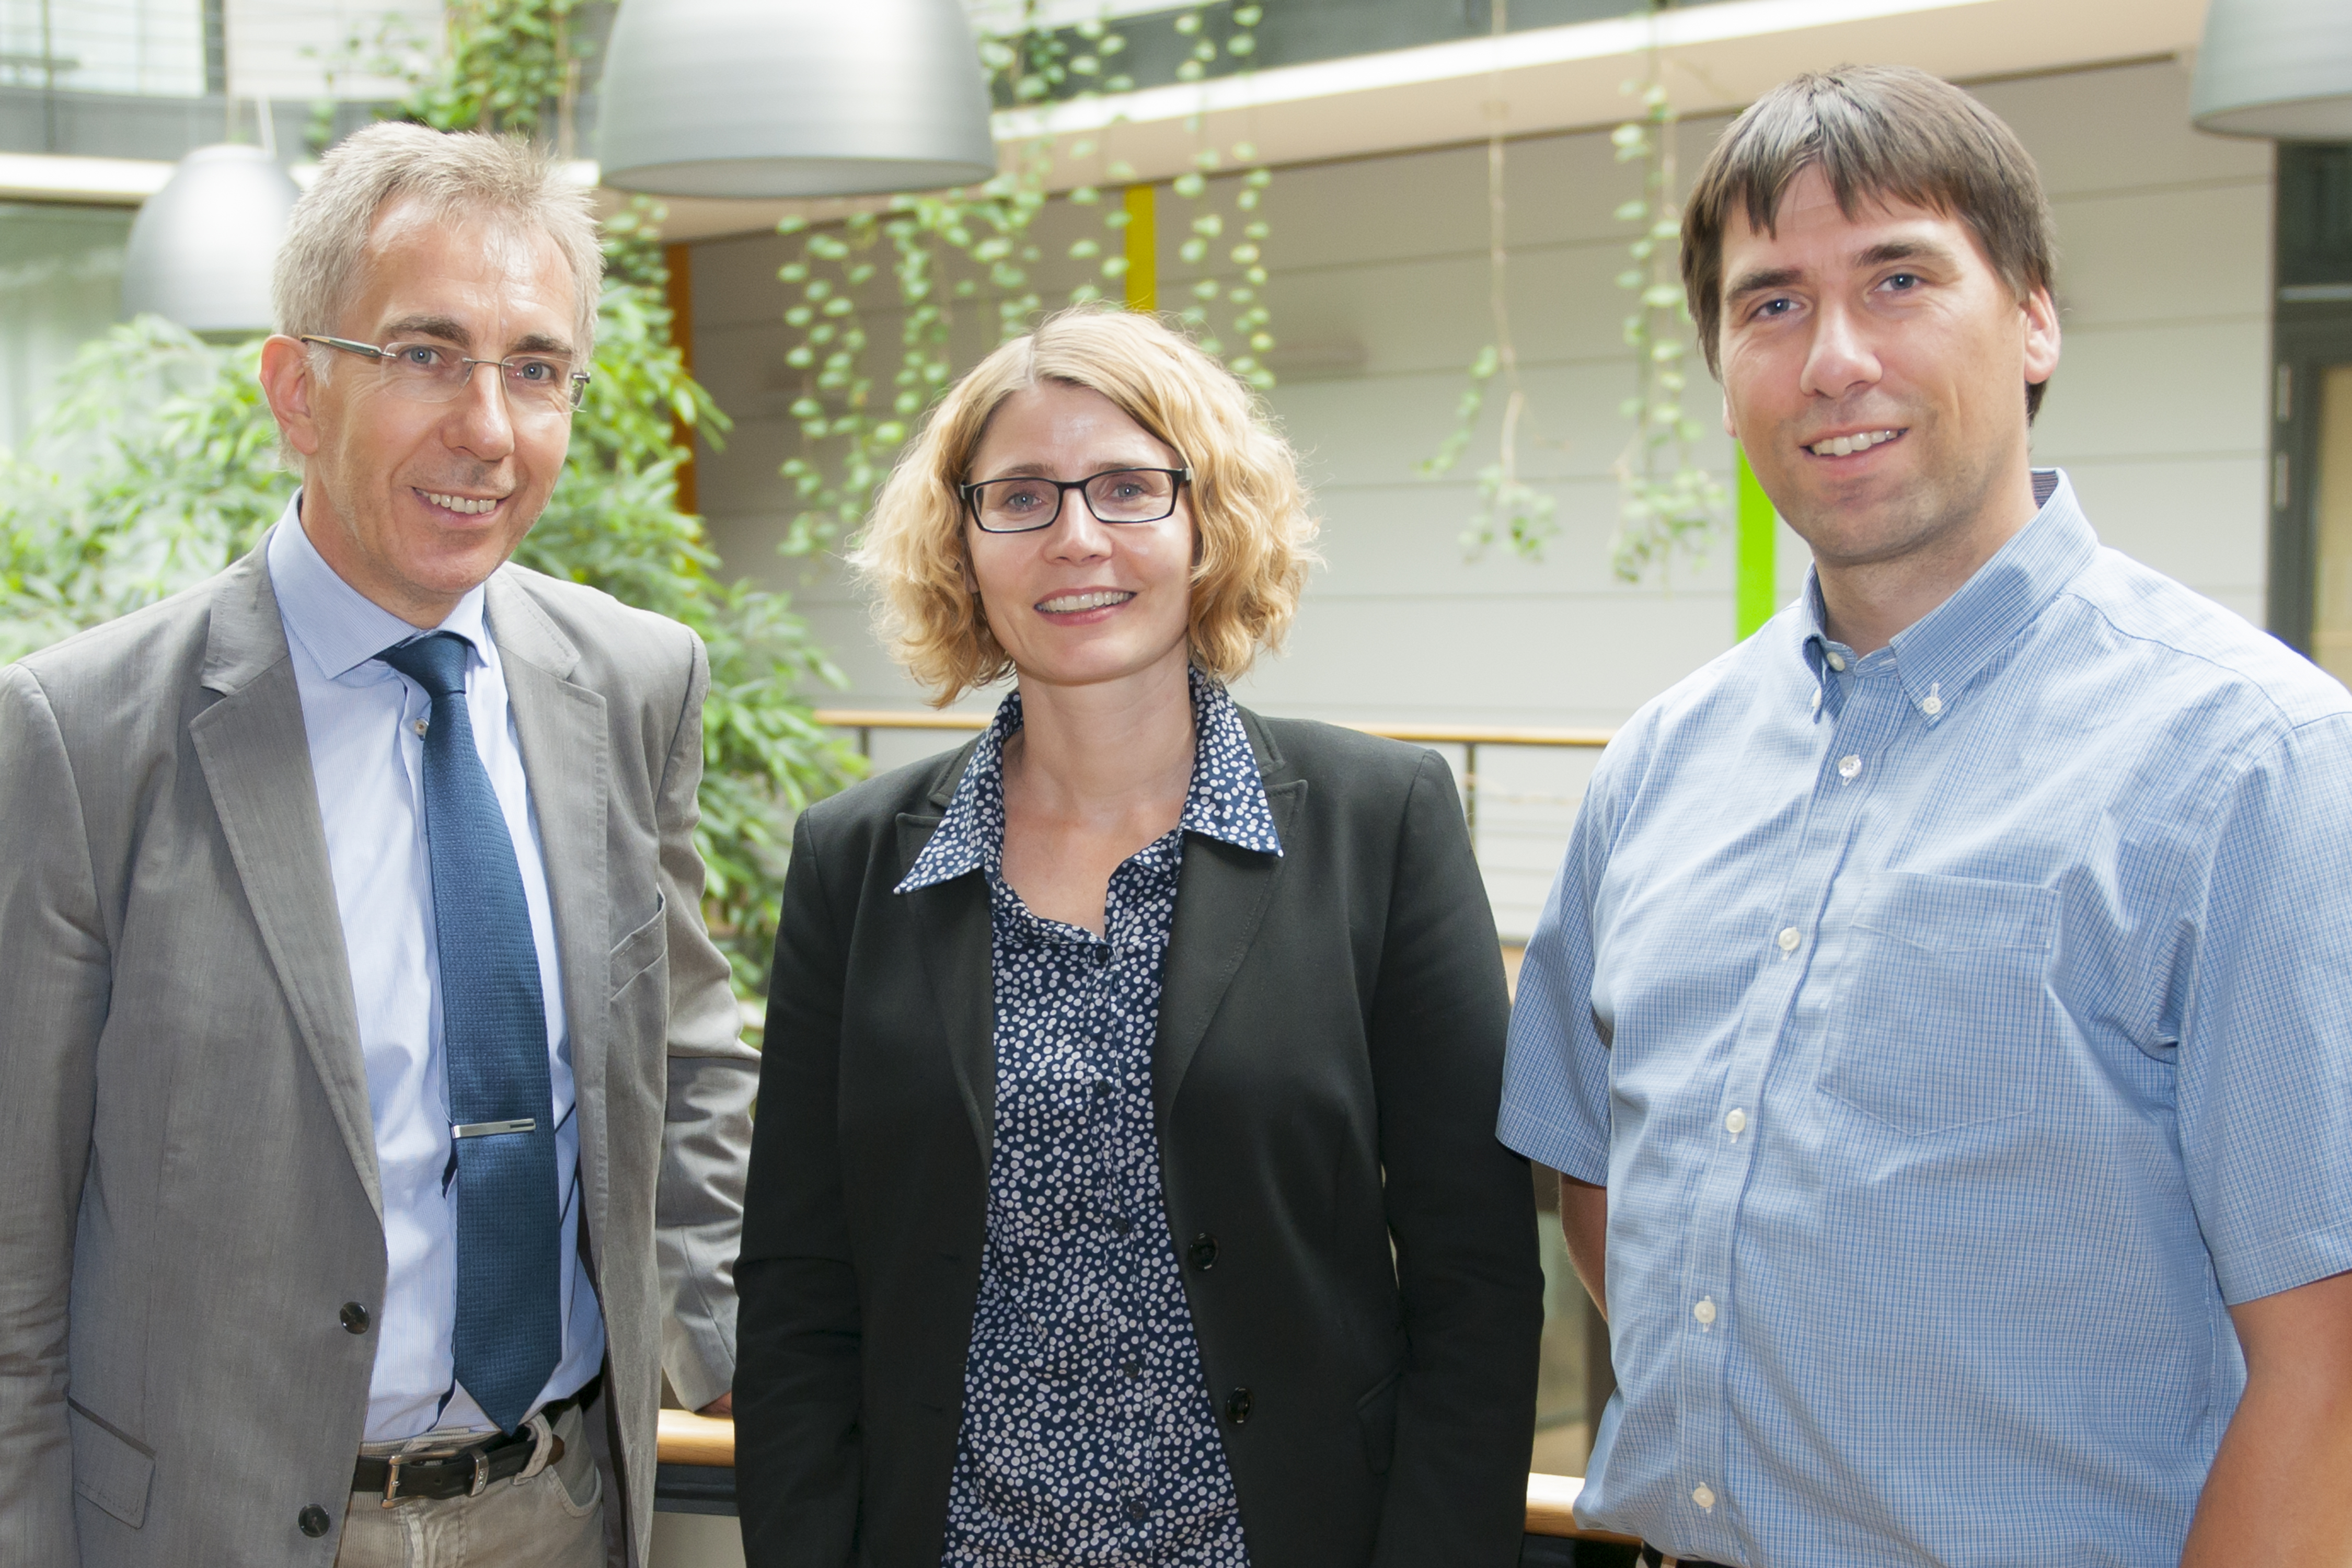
[900,824,998,1166]
[1153,777,1304,1131]
[898,738,996,1167]
[188,547,382,1217]
[487,573,611,1269]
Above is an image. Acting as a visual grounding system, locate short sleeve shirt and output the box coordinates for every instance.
[1498,471,2352,1568]
[900,667,1280,1567]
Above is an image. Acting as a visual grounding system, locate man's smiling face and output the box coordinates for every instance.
[1717,166,2060,577]
[274,197,580,627]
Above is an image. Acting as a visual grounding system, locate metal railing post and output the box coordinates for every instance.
[1463,740,1479,841]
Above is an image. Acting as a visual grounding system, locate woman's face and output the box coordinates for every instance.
[962,381,1195,697]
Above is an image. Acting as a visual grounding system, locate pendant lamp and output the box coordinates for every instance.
[595,0,1000,199]
[2191,0,2352,140]
[121,144,301,336]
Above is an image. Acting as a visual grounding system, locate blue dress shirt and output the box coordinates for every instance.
[1500,471,2352,1567]
[899,668,1278,1566]
[266,501,603,1441]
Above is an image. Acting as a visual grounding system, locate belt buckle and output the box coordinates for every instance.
[470,1447,490,1498]
[380,1452,405,1509]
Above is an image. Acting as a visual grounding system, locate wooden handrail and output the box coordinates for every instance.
[811,708,1615,750]
[656,1412,1635,1541]
[658,1408,737,1467]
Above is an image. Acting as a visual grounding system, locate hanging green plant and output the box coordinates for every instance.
[1417,0,1555,559]
[1606,38,1725,582]
[773,2,1282,557]
[1420,13,1723,579]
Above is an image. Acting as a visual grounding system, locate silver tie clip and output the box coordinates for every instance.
[451,1118,537,1139]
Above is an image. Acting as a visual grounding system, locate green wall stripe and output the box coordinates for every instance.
[1735,447,1778,640]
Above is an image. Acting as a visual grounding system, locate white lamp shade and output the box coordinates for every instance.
[121,145,300,335]
[2192,0,2352,140]
[595,0,1000,199]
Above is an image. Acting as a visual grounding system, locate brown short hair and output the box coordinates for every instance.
[1681,65,2059,419]
[852,304,1319,706]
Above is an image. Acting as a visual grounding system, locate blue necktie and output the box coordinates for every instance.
[379,631,561,1435]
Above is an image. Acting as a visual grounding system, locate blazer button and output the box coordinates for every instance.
[339,1302,371,1335]
[297,1504,332,1537]
[1187,1233,1218,1271]
[1224,1387,1252,1425]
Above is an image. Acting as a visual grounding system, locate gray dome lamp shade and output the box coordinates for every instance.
[121,144,302,335]
[595,0,1000,199]
[2192,0,2352,140]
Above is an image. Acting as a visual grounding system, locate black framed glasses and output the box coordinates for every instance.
[959,466,1192,534]
[299,335,591,416]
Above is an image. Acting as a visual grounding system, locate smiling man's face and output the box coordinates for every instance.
[1717,166,2060,582]
[266,197,580,628]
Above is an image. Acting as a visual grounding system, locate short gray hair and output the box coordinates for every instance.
[273,121,603,358]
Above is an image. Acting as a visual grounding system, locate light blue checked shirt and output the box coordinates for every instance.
[1500,470,2352,1568]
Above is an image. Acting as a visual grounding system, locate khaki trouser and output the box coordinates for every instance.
[333,1401,605,1567]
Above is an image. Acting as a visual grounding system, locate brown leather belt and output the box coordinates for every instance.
[349,1387,587,1505]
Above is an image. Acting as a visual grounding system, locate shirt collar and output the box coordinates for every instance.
[896,666,1281,895]
[1798,468,2096,724]
[264,490,494,681]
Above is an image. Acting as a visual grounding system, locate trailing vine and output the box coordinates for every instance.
[1606,35,1723,582]
[773,3,1279,558]
[1417,0,1555,558]
[1422,5,1722,580]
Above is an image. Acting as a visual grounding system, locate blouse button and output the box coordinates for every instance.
[1125,1497,1150,1522]
[1110,1215,1132,1235]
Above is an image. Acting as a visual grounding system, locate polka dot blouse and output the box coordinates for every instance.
[896,667,1281,1567]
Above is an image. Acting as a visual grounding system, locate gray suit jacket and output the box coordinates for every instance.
[0,541,757,1567]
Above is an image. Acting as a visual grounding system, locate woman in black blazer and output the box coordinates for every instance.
[734,303,1541,1568]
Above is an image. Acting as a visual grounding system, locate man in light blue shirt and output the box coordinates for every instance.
[1500,66,2352,1568]
[265,510,609,1445]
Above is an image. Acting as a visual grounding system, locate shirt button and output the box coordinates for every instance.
[1838,754,1863,780]
[1776,926,1802,954]
[1125,1497,1150,1522]
[1123,1359,1143,1381]
[1826,651,1847,672]
[1693,1297,1716,1325]
[1810,688,1821,711]
[1724,1108,1748,1136]
[1092,1080,1112,1099]
[1692,1484,1717,1511]
[1921,694,1944,717]
[412,718,429,736]
[1110,1215,1132,1235]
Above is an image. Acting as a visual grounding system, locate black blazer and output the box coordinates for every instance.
[734,708,1542,1567]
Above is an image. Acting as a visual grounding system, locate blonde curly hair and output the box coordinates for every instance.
[851,304,1319,706]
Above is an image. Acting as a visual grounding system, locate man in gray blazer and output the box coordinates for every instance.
[0,123,753,1567]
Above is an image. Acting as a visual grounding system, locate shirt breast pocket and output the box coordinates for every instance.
[1816,872,2058,1136]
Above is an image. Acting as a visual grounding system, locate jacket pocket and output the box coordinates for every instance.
[1354,1364,1405,1478]
[1818,872,2058,1136]
[609,892,667,996]
[68,1398,154,1529]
